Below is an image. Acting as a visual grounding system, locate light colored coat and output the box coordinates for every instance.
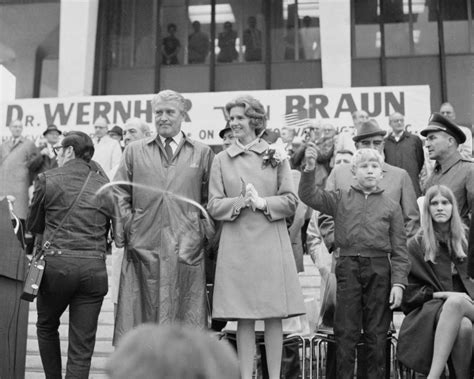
[208,140,306,319]
[0,137,40,219]
[112,134,214,344]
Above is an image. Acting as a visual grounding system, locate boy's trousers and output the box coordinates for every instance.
[334,255,391,379]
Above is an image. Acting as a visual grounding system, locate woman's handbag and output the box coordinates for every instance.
[20,172,92,302]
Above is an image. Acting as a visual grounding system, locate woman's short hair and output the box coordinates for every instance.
[351,148,383,171]
[420,185,467,262]
[61,131,94,163]
[225,95,267,136]
[106,324,239,379]
[152,90,187,114]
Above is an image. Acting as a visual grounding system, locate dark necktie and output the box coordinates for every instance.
[434,162,441,173]
[164,137,173,160]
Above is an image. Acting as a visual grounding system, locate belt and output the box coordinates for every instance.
[338,248,389,258]
[43,250,106,260]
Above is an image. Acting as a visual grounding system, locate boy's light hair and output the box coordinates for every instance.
[351,148,383,171]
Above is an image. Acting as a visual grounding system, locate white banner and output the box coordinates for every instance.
[1,85,430,145]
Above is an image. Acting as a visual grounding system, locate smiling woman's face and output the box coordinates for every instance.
[229,106,256,144]
[429,193,453,225]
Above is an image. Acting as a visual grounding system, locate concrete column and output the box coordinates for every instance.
[319,0,351,87]
[58,0,99,97]
[0,65,16,136]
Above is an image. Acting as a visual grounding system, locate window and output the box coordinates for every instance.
[270,0,320,61]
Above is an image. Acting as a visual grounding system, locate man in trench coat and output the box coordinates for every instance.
[113,90,214,343]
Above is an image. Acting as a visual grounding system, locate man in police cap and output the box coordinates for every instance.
[421,112,474,275]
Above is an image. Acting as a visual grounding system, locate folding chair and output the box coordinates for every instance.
[311,327,397,379]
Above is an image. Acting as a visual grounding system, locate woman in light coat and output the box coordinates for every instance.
[207,95,305,379]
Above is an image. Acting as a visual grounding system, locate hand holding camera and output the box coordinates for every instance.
[304,142,318,171]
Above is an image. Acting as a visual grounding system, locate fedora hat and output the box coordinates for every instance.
[219,122,232,139]
[420,112,466,144]
[43,124,62,136]
[353,119,386,142]
[108,125,123,138]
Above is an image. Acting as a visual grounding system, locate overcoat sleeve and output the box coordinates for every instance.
[262,159,298,221]
[112,148,133,248]
[207,155,247,221]
[399,170,420,238]
[401,236,437,314]
[388,203,410,286]
[465,164,474,276]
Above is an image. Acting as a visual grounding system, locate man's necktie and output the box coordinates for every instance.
[164,137,173,160]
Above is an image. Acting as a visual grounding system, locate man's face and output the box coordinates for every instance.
[124,122,147,146]
[389,113,405,134]
[334,152,352,167]
[424,131,452,160]
[322,123,336,139]
[440,104,455,121]
[353,111,369,129]
[222,130,235,150]
[356,135,385,155]
[154,100,184,138]
[94,124,108,138]
[45,131,60,145]
[9,121,23,138]
[354,160,383,192]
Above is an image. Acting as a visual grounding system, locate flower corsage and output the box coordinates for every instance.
[262,139,289,169]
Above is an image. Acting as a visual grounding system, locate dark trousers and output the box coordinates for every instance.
[36,256,108,379]
[334,256,391,379]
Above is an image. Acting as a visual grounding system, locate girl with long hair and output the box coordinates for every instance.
[398,185,474,379]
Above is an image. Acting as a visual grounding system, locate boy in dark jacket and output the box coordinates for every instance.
[299,147,410,379]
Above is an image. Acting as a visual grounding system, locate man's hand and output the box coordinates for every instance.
[389,286,403,310]
[304,142,318,171]
[245,183,266,211]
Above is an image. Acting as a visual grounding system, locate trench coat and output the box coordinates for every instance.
[397,233,474,374]
[0,137,40,219]
[207,140,306,320]
[112,134,214,343]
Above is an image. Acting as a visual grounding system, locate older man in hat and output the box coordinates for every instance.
[219,122,234,151]
[31,125,62,175]
[421,113,474,276]
[322,119,419,241]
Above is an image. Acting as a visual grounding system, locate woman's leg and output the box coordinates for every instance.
[264,318,283,379]
[237,319,256,379]
[428,296,474,379]
[450,317,472,379]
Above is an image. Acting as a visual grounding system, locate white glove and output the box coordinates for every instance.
[245,183,266,211]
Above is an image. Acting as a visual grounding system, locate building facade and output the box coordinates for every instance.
[1,0,473,124]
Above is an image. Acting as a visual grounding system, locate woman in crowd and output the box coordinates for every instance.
[398,185,474,379]
[207,95,305,379]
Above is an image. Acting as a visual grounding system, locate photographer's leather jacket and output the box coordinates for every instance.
[27,159,113,252]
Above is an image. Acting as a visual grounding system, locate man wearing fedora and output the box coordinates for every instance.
[421,113,474,276]
[32,125,62,175]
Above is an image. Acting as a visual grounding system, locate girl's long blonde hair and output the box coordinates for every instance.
[419,185,467,263]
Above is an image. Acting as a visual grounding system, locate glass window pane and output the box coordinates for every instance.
[215,0,239,63]
[412,1,438,55]
[442,0,469,54]
[187,0,211,64]
[353,0,381,57]
[384,0,410,56]
[271,0,314,62]
[161,0,186,65]
[242,0,264,62]
[134,1,155,67]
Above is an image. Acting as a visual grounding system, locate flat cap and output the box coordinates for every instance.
[108,125,123,138]
[353,119,386,142]
[420,113,466,144]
